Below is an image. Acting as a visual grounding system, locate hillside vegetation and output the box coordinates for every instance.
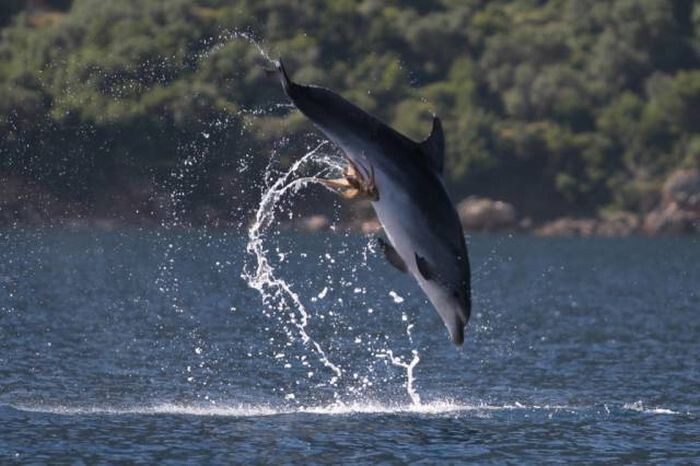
[1,0,699,224]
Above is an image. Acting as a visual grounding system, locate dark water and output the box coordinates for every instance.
[0,230,698,463]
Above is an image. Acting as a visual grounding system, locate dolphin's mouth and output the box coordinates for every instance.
[348,157,379,201]
[317,157,378,201]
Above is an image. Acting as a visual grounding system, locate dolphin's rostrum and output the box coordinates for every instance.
[276,60,471,345]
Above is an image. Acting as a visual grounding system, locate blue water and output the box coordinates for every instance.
[1,230,698,463]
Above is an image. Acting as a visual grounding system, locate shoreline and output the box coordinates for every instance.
[2,170,698,237]
[0,213,697,238]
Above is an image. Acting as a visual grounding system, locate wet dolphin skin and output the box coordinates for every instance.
[277,61,471,345]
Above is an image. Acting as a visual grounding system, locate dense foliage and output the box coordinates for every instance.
[1,0,699,221]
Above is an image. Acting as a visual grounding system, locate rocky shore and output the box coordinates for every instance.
[529,169,700,237]
[292,170,700,237]
[2,170,699,236]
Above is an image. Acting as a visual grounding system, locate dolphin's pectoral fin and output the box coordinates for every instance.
[419,116,445,175]
[415,253,436,281]
[377,237,407,273]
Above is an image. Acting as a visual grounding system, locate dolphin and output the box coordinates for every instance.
[276,60,471,345]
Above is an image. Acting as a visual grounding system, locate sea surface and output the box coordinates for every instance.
[0,230,698,463]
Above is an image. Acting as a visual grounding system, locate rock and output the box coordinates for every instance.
[535,217,597,237]
[536,212,641,237]
[642,169,700,235]
[295,214,330,233]
[359,218,381,234]
[519,217,533,231]
[457,196,517,232]
[662,169,700,212]
[340,216,381,234]
[596,211,640,237]
[643,203,699,235]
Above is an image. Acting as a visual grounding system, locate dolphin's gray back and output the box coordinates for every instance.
[278,63,426,173]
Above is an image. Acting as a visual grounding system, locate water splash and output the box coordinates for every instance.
[235,31,274,63]
[375,349,421,405]
[240,141,425,405]
[198,29,275,65]
[374,311,422,405]
[242,143,345,385]
[223,30,426,404]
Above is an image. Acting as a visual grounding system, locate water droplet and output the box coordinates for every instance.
[389,291,405,304]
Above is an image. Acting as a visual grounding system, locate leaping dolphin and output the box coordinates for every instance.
[276,60,471,345]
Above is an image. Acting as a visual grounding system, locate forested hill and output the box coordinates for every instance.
[1,0,699,226]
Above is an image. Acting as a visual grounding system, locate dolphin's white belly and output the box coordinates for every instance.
[371,172,431,275]
[372,172,465,339]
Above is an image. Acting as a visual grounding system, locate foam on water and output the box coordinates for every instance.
[622,400,683,415]
[9,401,465,417]
[10,400,690,418]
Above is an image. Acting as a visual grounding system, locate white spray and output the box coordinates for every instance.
[230,32,424,405]
[242,143,345,385]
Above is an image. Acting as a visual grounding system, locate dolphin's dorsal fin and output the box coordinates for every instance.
[378,237,407,273]
[419,116,445,175]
